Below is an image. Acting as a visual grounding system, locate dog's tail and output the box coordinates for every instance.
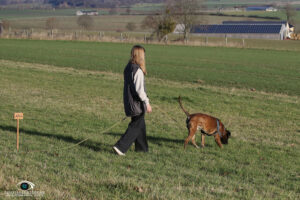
[178,96,190,118]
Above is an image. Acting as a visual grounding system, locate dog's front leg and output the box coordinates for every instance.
[201,134,205,148]
[214,135,223,148]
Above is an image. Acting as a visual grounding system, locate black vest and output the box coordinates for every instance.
[123,62,146,117]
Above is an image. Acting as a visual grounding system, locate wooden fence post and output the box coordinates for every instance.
[51,29,54,39]
[14,113,23,152]
[0,23,2,37]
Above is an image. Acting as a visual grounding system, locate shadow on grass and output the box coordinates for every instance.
[0,125,211,152]
[0,125,112,153]
[107,132,184,145]
[109,132,215,148]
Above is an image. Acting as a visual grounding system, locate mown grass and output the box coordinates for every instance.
[0,39,299,96]
[0,56,299,199]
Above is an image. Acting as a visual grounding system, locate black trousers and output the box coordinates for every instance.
[114,113,148,153]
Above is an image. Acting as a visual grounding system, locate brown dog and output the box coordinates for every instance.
[178,96,231,149]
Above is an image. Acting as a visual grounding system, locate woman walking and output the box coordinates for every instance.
[113,45,152,155]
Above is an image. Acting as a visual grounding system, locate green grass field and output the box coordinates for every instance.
[0,39,299,199]
[0,39,299,95]
[0,8,79,19]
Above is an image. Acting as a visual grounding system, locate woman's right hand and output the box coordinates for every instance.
[146,104,152,113]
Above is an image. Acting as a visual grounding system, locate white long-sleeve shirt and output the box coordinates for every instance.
[133,68,150,105]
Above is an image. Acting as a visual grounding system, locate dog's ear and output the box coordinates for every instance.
[227,130,231,137]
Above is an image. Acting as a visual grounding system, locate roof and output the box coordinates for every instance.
[191,25,283,34]
[81,10,98,13]
[174,24,185,34]
[222,21,287,25]
[77,10,98,13]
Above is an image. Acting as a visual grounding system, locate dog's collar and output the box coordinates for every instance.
[213,119,222,137]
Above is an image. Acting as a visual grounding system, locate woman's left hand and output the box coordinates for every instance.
[146,104,152,113]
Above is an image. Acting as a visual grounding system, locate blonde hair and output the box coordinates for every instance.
[130,45,147,75]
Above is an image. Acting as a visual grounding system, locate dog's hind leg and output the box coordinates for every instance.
[184,125,197,149]
[191,135,199,148]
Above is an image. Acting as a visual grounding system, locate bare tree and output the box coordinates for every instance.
[167,0,204,42]
[295,23,300,34]
[1,19,10,30]
[109,6,118,15]
[141,15,158,30]
[0,22,2,35]
[141,8,176,41]
[285,3,297,24]
[126,22,136,31]
[46,17,59,30]
[77,15,94,30]
[126,6,131,15]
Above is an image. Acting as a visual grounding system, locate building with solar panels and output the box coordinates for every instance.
[190,21,291,40]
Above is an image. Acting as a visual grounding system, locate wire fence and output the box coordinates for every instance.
[0,28,249,48]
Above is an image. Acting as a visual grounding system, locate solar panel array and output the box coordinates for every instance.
[222,21,286,25]
[246,7,269,11]
[191,25,282,34]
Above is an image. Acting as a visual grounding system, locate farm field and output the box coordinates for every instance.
[0,9,147,32]
[189,36,300,51]
[204,0,300,8]
[2,7,299,33]
[223,10,300,21]
[5,15,148,32]
[0,39,299,199]
[0,39,299,95]
[6,13,294,32]
[0,8,79,19]
[0,12,265,32]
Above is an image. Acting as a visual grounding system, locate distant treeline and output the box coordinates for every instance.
[48,0,164,8]
[0,0,164,8]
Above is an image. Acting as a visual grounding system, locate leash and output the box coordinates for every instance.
[1,103,187,154]
[0,116,127,154]
[152,104,184,130]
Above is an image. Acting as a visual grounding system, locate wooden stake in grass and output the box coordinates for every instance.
[14,113,23,152]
